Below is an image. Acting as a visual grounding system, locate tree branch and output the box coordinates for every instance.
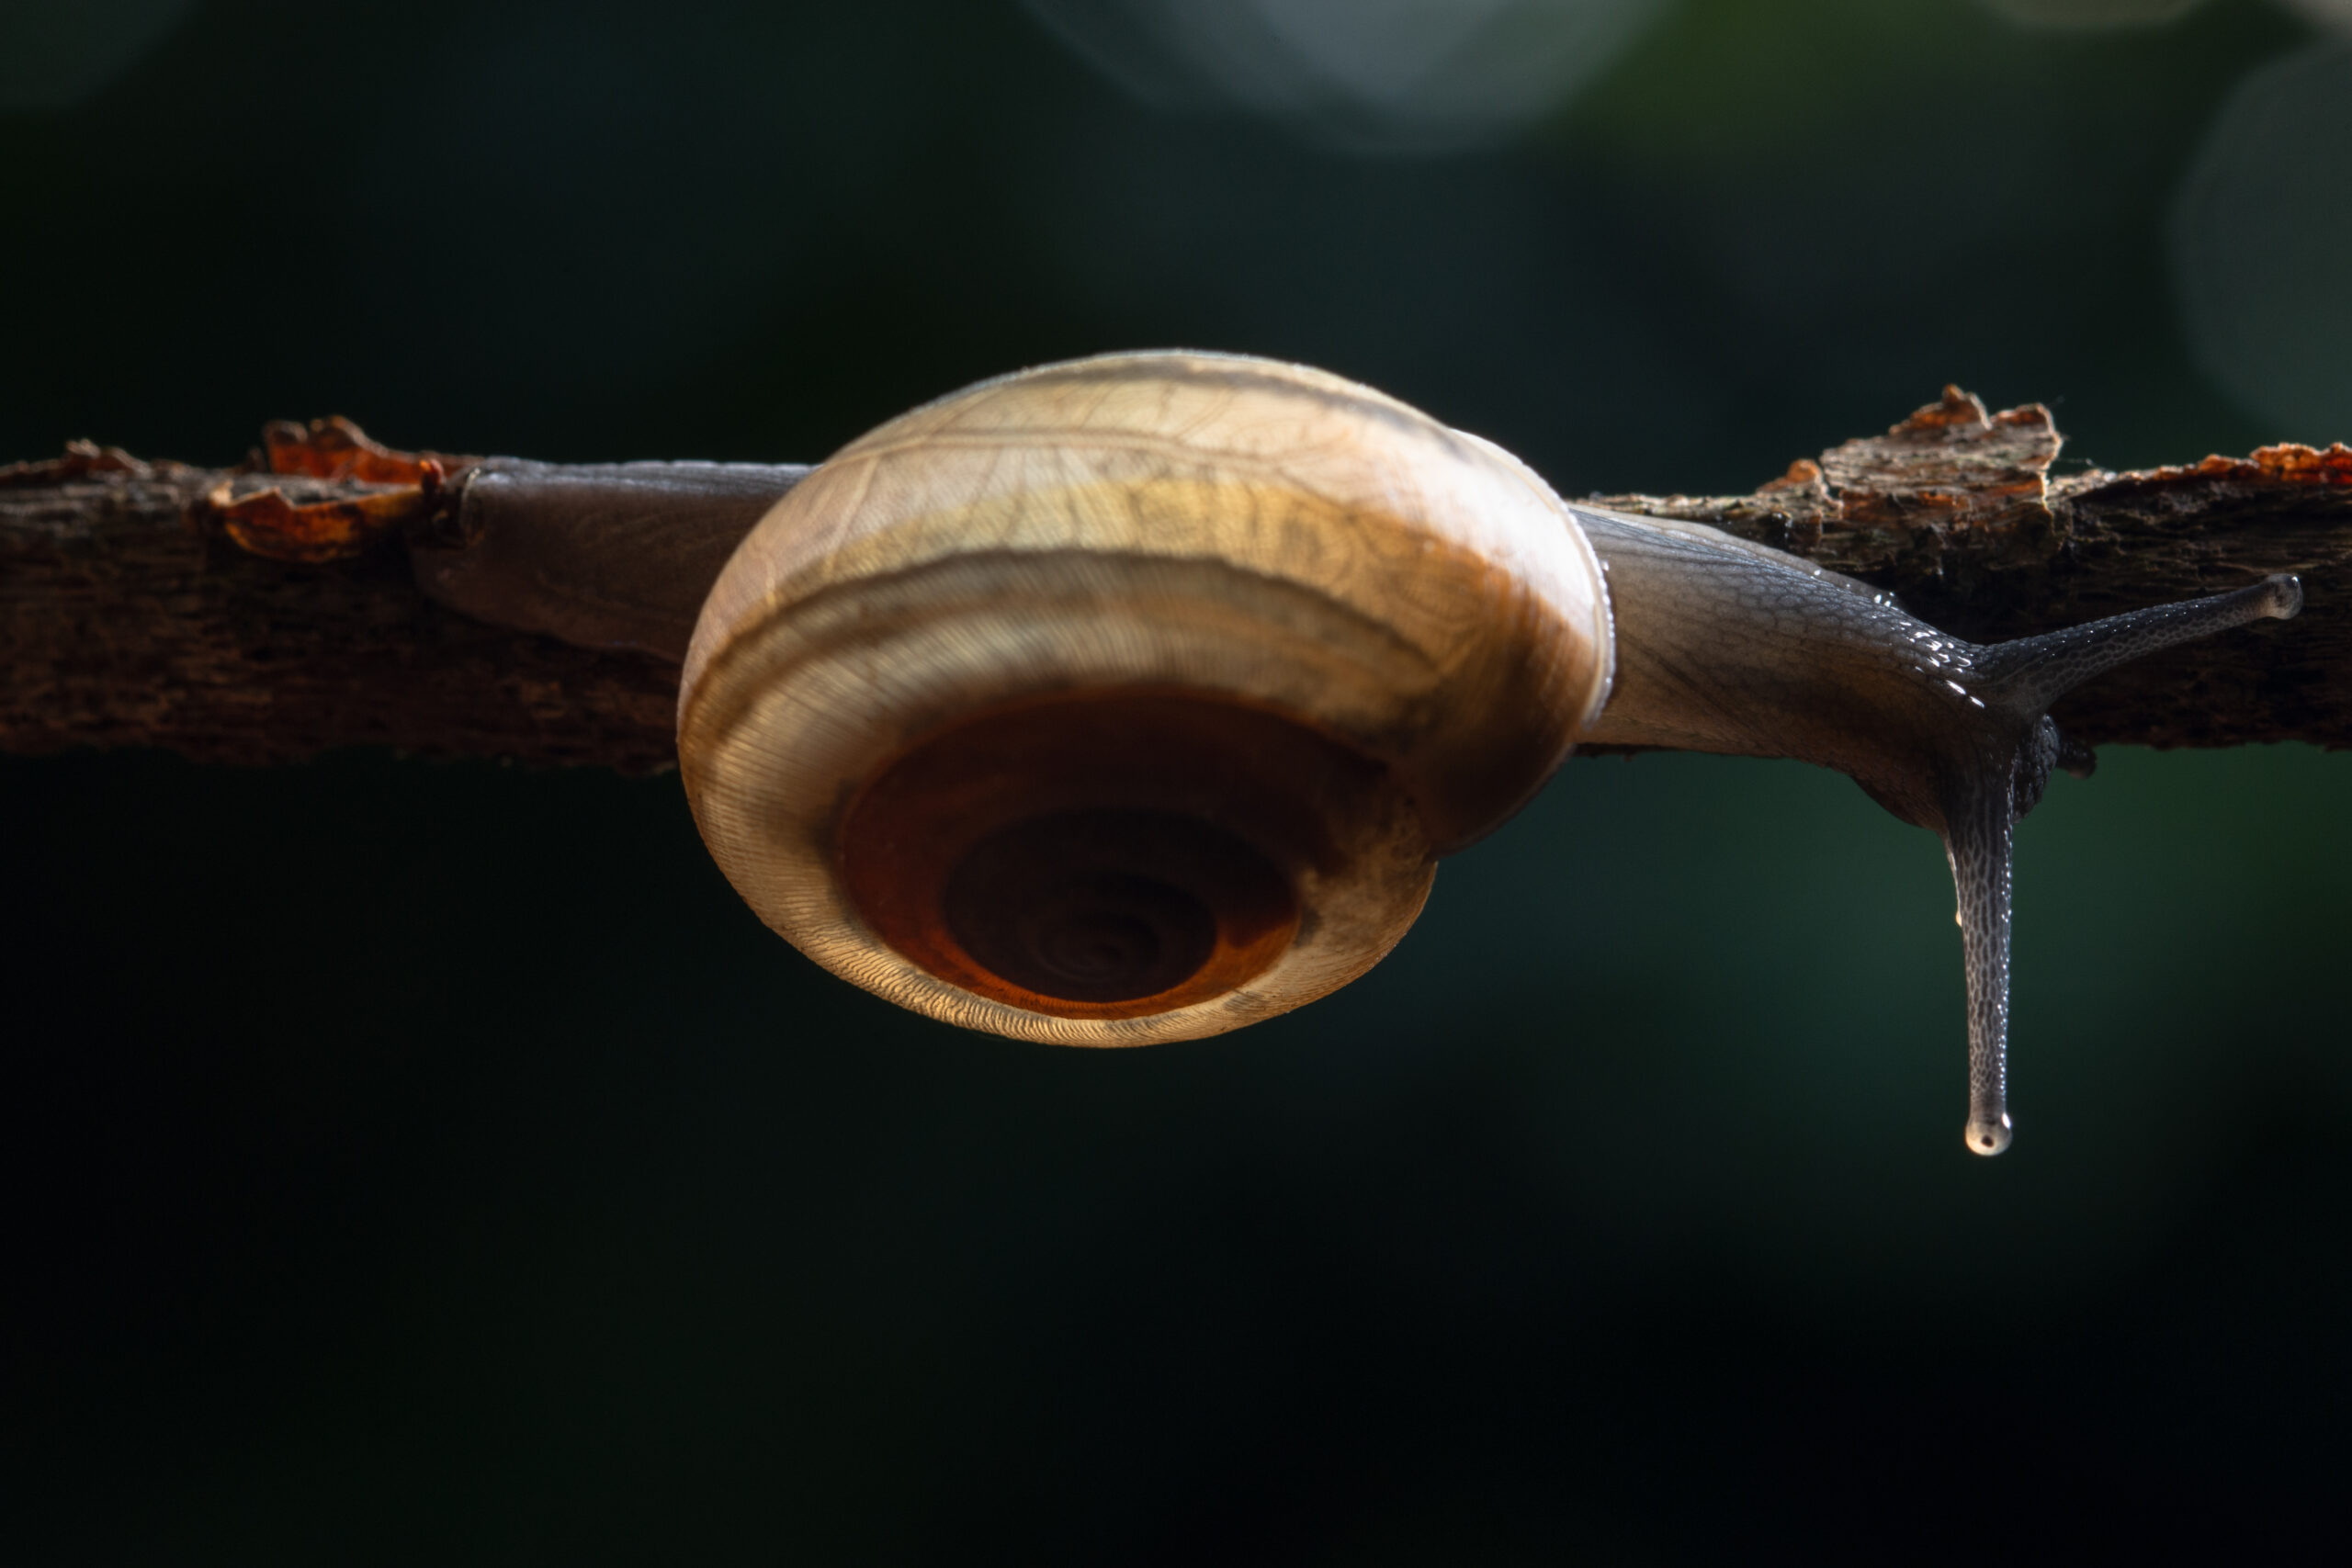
[0,447,680,772]
[6,387,2346,771]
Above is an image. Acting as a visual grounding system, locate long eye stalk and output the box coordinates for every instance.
[1947,573,2301,1156]
[1973,574,2303,713]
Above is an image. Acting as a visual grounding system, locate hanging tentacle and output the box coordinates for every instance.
[1941,769,2018,1156]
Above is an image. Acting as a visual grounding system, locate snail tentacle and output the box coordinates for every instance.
[1971,573,2302,716]
[1935,572,2301,1155]
[1942,770,2018,1157]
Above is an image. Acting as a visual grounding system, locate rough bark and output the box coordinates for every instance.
[0,449,679,772]
[5,388,2347,772]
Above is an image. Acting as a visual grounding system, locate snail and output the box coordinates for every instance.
[404,352,2301,1155]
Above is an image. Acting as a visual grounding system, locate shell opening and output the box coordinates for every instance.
[836,692,1376,1022]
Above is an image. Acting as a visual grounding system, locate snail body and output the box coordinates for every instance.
[413,351,2301,1154]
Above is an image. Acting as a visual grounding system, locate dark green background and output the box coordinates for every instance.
[4,1,2346,1561]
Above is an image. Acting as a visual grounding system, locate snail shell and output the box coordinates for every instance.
[676,352,1613,1043]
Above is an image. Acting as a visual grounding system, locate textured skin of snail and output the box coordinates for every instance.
[676,352,1614,1047]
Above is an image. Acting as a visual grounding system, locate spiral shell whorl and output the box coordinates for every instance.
[678,352,1611,1043]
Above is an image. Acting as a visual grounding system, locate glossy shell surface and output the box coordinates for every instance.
[679,351,1612,1043]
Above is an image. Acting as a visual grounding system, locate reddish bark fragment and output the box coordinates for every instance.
[198,477,441,564]
[191,418,482,564]
[261,415,477,486]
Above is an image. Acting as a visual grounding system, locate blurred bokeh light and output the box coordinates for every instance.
[1975,0,2211,28]
[2279,0,2352,30]
[2170,40,2352,443]
[1021,0,1671,151]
